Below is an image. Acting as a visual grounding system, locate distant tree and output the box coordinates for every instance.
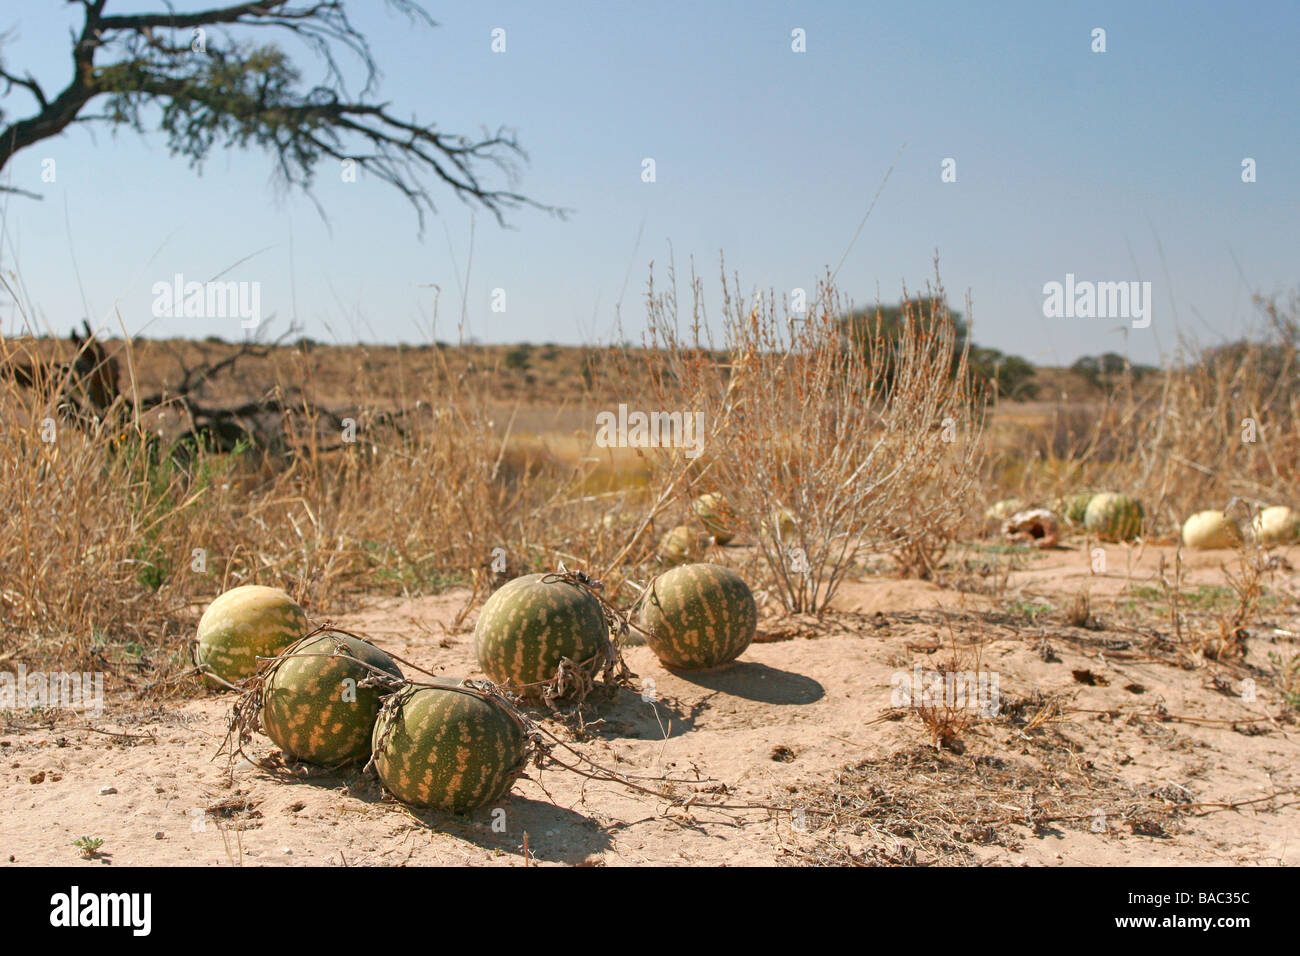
[1203,340,1295,382]
[0,1,560,231]
[970,347,1038,401]
[503,343,531,370]
[1071,352,1155,390]
[839,298,1038,401]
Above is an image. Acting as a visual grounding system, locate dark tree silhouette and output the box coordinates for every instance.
[840,298,1039,401]
[0,1,559,230]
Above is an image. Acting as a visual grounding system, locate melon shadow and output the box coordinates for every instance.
[402,794,613,864]
[668,661,824,705]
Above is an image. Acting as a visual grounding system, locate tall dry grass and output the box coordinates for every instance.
[0,321,610,684]
[600,260,986,612]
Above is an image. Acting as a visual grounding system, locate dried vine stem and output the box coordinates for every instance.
[519,565,638,708]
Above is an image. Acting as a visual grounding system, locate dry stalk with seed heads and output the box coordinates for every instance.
[603,256,985,613]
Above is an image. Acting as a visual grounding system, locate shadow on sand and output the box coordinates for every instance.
[242,757,611,864]
[668,661,825,705]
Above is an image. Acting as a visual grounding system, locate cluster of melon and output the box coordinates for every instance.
[988,491,1146,543]
[985,491,1300,551]
[656,493,736,565]
[1180,505,1300,550]
[475,564,756,682]
[656,492,801,565]
[195,585,526,813]
[195,557,757,813]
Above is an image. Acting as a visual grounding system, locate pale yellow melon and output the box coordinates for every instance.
[984,498,1025,523]
[195,585,309,685]
[1181,510,1242,550]
[1253,506,1300,546]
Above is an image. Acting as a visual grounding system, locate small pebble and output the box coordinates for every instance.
[98,786,117,795]
[154,832,165,840]
[281,847,293,855]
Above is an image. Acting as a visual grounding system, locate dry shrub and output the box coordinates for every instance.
[602,258,985,612]
[911,628,995,750]
[1206,533,1269,661]
[0,339,238,674]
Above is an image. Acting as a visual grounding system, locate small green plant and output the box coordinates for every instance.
[963,541,1035,557]
[1003,598,1052,625]
[1126,583,1272,614]
[73,836,104,859]
[1267,651,1300,709]
[132,542,170,591]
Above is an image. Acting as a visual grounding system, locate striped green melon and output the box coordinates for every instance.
[639,563,756,669]
[474,573,609,697]
[261,633,403,765]
[371,680,527,813]
[1181,510,1241,550]
[1057,492,1096,527]
[692,493,737,545]
[1254,505,1300,546]
[1084,492,1144,542]
[657,524,709,566]
[195,585,309,685]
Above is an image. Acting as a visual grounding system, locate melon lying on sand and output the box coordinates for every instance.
[195,585,310,685]
[260,633,403,765]
[639,563,756,670]
[657,524,710,566]
[371,680,527,813]
[1083,492,1144,542]
[1181,510,1241,550]
[473,573,610,697]
[1253,506,1300,546]
[692,493,737,545]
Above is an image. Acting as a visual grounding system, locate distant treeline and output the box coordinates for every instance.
[837,299,1177,401]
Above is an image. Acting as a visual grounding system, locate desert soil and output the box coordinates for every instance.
[2,543,1297,867]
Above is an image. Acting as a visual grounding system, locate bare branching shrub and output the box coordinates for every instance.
[604,258,985,612]
[911,629,993,750]
[1065,590,1091,628]
[1209,537,1269,662]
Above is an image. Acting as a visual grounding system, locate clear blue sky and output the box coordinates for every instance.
[0,0,1296,366]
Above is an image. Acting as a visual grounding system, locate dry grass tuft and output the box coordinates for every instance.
[602,257,985,613]
[779,741,1183,866]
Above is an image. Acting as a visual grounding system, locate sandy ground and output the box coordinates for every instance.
[2,542,1298,867]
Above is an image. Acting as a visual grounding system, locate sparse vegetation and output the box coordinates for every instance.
[1,264,1299,870]
[73,835,104,859]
